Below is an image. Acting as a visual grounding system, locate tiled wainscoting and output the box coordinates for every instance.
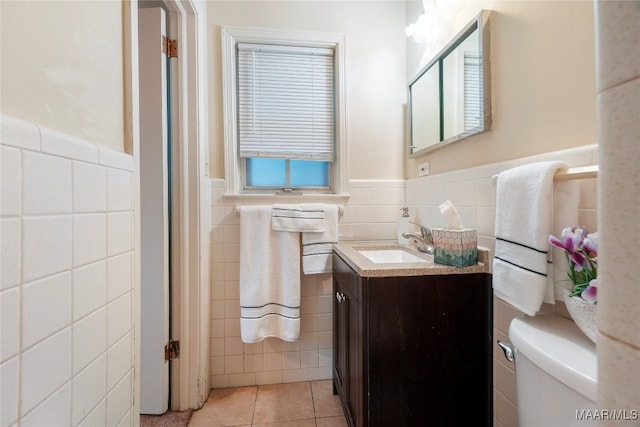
[205,147,598,425]
[206,179,405,388]
[0,115,135,426]
[405,144,598,427]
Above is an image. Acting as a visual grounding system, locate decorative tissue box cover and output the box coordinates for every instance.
[433,228,478,267]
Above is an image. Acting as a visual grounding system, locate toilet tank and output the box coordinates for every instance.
[509,315,597,427]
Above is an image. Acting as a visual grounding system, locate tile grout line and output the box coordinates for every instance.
[309,381,316,422]
[250,384,258,426]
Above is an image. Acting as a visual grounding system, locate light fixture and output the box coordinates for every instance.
[405,0,440,43]
[405,0,463,44]
[405,12,428,43]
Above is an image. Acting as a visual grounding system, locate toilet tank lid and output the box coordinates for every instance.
[509,315,597,402]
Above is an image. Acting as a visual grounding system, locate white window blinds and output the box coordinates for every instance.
[237,43,335,161]
[463,52,482,132]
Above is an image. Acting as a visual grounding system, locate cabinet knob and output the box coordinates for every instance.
[336,292,345,303]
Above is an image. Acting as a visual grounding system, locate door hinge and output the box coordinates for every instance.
[164,339,180,361]
[162,36,178,58]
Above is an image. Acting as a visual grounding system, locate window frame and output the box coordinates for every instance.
[221,26,347,196]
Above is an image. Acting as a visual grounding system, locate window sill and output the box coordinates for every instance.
[223,192,351,205]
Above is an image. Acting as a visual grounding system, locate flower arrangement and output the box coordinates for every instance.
[549,227,598,304]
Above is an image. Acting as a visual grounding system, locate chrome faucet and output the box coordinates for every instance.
[402,221,435,254]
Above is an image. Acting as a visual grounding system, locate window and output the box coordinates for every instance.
[222,27,346,195]
[238,43,334,191]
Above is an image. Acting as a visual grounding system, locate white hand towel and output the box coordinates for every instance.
[271,204,325,232]
[302,204,339,274]
[492,161,578,316]
[239,205,301,343]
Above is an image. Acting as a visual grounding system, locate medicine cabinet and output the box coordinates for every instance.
[409,10,492,157]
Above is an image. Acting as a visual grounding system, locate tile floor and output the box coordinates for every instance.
[189,380,348,427]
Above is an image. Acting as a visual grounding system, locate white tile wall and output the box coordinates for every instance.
[0,115,135,427]
[21,383,72,427]
[108,168,133,212]
[107,212,133,257]
[107,292,133,347]
[72,355,107,425]
[0,146,21,216]
[22,150,72,215]
[108,332,133,390]
[40,127,99,164]
[22,272,72,349]
[0,351,19,426]
[73,161,107,213]
[78,400,106,427]
[206,178,405,388]
[73,261,107,320]
[406,145,599,259]
[107,252,133,302]
[22,215,72,282]
[0,218,20,290]
[106,371,133,426]
[21,329,72,415]
[0,115,41,151]
[405,144,599,427]
[73,308,107,375]
[0,288,19,361]
[73,214,107,267]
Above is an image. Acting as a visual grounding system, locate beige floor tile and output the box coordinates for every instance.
[252,382,315,423]
[252,419,316,427]
[311,380,343,418]
[316,416,348,427]
[189,386,257,427]
[188,381,347,427]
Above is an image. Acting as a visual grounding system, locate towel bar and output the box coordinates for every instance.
[491,165,598,186]
[235,204,344,216]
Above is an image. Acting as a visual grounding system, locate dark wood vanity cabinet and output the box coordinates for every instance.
[332,252,493,427]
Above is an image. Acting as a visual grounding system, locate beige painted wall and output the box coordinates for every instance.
[206,1,407,181]
[0,1,125,152]
[406,0,597,178]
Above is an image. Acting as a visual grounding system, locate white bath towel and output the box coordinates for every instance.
[271,204,325,232]
[239,205,301,343]
[492,161,578,316]
[302,204,339,274]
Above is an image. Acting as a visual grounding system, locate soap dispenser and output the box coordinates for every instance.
[397,207,415,246]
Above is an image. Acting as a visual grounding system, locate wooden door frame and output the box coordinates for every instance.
[124,0,209,417]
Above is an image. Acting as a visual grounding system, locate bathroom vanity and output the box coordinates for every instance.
[332,244,492,427]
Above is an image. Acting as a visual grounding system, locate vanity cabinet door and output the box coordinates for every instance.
[332,254,361,427]
[366,273,492,427]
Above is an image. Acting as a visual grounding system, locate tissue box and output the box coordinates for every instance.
[432,228,478,267]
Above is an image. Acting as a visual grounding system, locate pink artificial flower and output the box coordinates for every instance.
[581,279,598,304]
[583,232,598,258]
[549,227,588,270]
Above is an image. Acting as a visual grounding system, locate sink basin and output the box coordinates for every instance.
[359,249,427,264]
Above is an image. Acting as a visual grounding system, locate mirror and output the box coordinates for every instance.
[411,64,440,150]
[409,10,491,157]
